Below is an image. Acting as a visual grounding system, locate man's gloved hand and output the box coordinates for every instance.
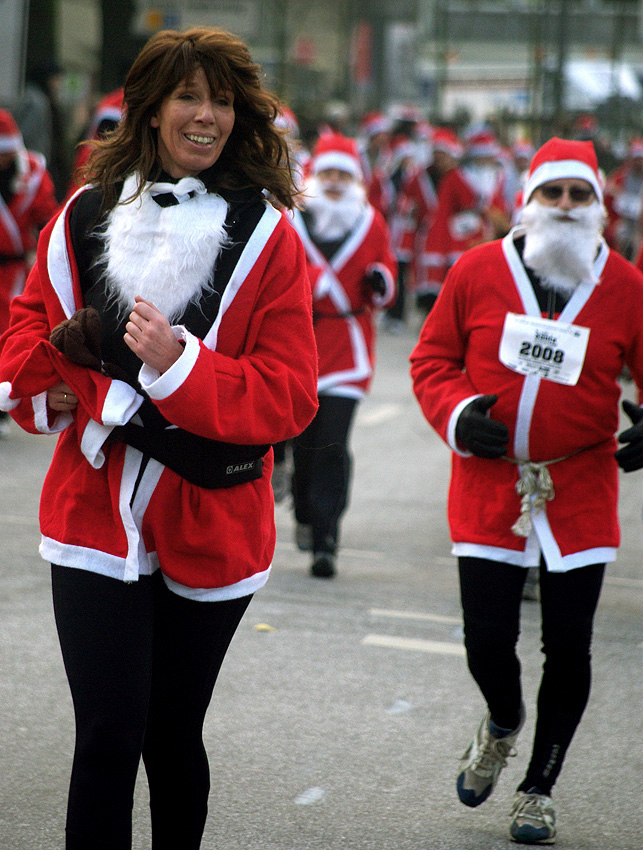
[455,394,509,458]
[615,399,643,472]
[364,269,387,297]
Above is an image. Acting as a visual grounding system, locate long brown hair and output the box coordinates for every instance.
[85,28,296,209]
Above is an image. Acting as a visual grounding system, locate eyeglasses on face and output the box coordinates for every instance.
[538,184,594,203]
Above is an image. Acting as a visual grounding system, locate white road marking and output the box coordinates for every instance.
[357,403,404,426]
[362,634,465,656]
[273,540,384,560]
[1,515,37,526]
[604,575,643,589]
[369,607,461,625]
[294,787,325,805]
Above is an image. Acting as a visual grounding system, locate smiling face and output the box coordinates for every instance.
[150,66,235,178]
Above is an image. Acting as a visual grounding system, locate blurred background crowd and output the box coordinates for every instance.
[2,0,643,331]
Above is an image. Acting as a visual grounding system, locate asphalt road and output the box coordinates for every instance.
[1,316,642,849]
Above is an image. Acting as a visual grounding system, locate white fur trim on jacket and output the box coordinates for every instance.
[139,326,199,399]
[0,382,19,411]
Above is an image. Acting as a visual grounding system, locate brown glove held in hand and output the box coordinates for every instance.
[50,306,103,371]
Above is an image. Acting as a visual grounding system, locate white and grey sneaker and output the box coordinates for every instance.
[456,706,525,807]
[510,788,556,844]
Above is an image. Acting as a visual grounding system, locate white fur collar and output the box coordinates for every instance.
[101,174,229,322]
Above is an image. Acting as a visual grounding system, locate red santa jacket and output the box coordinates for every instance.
[291,204,397,399]
[603,164,643,256]
[0,188,318,596]
[0,149,58,335]
[389,165,438,267]
[411,229,643,571]
[419,164,508,295]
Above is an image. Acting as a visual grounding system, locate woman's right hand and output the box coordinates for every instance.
[47,381,79,412]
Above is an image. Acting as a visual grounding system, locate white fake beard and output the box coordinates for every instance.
[304,176,367,241]
[100,174,230,323]
[462,162,500,203]
[521,199,605,294]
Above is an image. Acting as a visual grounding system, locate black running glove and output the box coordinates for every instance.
[615,399,643,472]
[364,269,387,297]
[455,394,509,459]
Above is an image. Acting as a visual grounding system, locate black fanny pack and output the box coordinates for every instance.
[111,423,269,489]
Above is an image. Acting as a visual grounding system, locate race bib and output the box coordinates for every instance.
[499,313,590,386]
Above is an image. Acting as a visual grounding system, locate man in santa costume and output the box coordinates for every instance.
[387,124,437,319]
[289,132,397,577]
[380,109,421,332]
[0,108,58,435]
[503,138,535,219]
[64,87,124,202]
[603,137,643,261]
[410,137,643,844]
[357,111,394,219]
[419,126,510,302]
[403,126,463,316]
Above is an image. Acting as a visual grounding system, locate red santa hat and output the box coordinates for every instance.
[465,128,501,159]
[275,105,299,138]
[524,137,603,204]
[573,114,598,140]
[512,139,534,161]
[628,138,643,159]
[89,88,124,139]
[312,132,363,179]
[0,109,23,154]
[432,127,463,159]
[360,111,390,138]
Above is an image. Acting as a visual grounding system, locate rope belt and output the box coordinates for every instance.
[504,455,569,538]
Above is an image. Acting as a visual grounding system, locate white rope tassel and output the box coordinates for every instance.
[511,462,555,538]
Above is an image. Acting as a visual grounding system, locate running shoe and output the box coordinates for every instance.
[456,706,525,807]
[311,552,336,578]
[509,788,556,844]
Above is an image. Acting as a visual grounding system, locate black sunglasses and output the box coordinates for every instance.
[538,185,594,203]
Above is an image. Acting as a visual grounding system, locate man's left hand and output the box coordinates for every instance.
[364,269,387,297]
[615,399,643,471]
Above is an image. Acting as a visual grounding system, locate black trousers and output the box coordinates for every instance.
[458,556,605,794]
[292,395,358,554]
[386,260,407,321]
[51,565,251,850]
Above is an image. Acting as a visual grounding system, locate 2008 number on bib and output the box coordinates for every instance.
[519,341,565,364]
[500,313,589,386]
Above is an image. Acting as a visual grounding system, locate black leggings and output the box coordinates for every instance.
[51,565,251,850]
[458,557,605,794]
[292,395,358,554]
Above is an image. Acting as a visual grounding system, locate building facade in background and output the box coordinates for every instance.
[4,1,643,141]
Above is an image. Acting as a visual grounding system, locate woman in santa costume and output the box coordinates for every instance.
[411,137,643,844]
[0,108,58,435]
[289,132,397,577]
[0,28,317,850]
